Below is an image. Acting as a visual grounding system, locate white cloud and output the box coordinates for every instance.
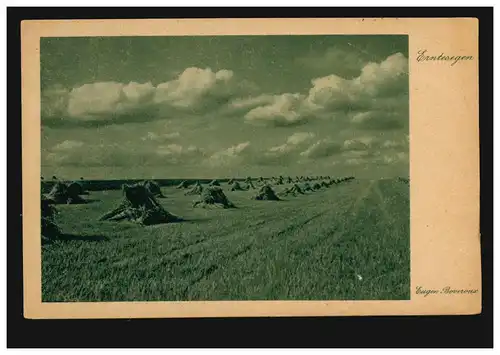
[215,69,234,81]
[267,144,289,154]
[305,74,353,110]
[286,132,316,145]
[51,140,84,151]
[44,135,206,167]
[228,94,275,110]
[156,144,206,164]
[305,52,408,112]
[122,82,156,103]
[340,135,410,163]
[354,52,408,97]
[67,82,122,117]
[343,137,374,151]
[207,142,251,167]
[227,142,250,155]
[43,53,408,133]
[154,67,235,108]
[43,67,243,125]
[382,140,400,148]
[378,151,409,165]
[141,131,180,142]
[255,132,316,165]
[300,138,342,159]
[351,112,371,124]
[343,150,370,159]
[67,81,156,118]
[157,144,184,155]
[45,141,118,166]
[244,93,307,127]
[239,52,408,129]
[351,111,405,130]
[46,141,86,164]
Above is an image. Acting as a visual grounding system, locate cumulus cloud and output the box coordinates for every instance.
[45,141,123,166]
[42,67,250,127]
[67,81,156,118]
[44,139,205,167]
[51,140,84,151]
[378,151,409,165]
[200,132,318,167]
[305,74,354,111]
[156,144,206,164]
[42,53,408,134]
[45,140,85,164]
[337,134,409,167]
[343,137,374,151]
[141,131,180,142]
[258,133,403,165]
[154,67,235,109]
[287,132,316,145]
[206,142,251,167]
[244,93,307,127]
[342,135,410,154]
[240,52,408,130]
[382,139,402,148]
[306,53,408,111]
[342,150,371,159]
[350,110,405,130]
[256,132,316,165]
[228,94,276,111]
[300,138,342,159]
[355,52,408,97]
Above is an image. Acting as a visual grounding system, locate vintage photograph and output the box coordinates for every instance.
[40,35,410,302]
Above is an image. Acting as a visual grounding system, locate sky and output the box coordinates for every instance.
[40,35,409,180]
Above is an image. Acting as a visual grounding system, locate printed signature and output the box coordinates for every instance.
[415,286,479,297]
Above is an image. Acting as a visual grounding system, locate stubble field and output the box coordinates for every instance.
[41,178,410,302]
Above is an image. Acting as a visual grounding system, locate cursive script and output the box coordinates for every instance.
[416,286,440,297]
[416,49,474,66]
[441,286,479,295]
[416,286,479,296]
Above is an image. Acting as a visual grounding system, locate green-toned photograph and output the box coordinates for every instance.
[40,35,410,302]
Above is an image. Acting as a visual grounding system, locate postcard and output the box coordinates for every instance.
[21,18,480,318]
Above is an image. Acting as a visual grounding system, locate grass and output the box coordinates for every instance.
[41,178,410,302]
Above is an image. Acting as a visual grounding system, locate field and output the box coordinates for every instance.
[41,178,410,302]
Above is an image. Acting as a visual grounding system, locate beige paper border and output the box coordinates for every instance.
[21,18,481,319]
